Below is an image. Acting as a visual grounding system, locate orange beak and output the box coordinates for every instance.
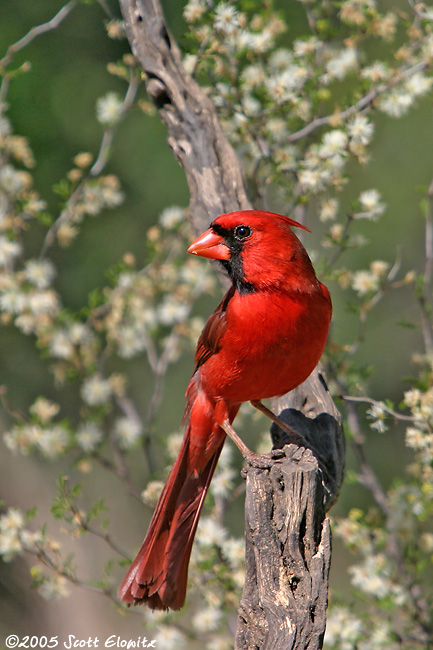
[187,228,230,261]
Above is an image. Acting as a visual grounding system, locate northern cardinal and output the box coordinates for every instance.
[118,210,332,610]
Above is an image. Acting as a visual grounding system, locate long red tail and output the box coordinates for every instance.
[118,423,226,610]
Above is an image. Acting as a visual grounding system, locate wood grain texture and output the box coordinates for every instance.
[237,445,332,650]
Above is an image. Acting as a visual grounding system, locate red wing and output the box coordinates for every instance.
[193,286,234,372]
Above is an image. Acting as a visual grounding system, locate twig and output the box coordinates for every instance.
[40,71,140,258]
[343,396,433,641]
[91,72,140,176]
[418,175,433,354]
[0,0,78,69]
[71,512,131,560]
[93,453,143,502]
[345,401,392,517]
[323,213,354,272]
[342,394,422,423]
[287,61,428,144]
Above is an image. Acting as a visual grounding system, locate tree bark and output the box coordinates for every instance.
[237,368,344,650]
[118,1,345,647]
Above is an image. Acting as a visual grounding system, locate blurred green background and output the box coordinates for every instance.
[0,0,431,644]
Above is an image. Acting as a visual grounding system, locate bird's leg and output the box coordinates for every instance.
[250,400,306,446]
[219,419,284,469]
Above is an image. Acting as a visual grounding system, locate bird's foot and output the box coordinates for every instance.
[243,448,286,469]
[219,419,284,468]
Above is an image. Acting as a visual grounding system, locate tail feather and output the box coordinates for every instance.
[118,427,225,610]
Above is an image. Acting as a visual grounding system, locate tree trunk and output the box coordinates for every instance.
[118,1,345,647]
[237,369,344,649]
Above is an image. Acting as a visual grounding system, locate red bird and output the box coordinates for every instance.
[118,210,332,610]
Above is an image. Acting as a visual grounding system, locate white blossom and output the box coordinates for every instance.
[405,426,429,450]
[76,423,103,452]
[322,47,358,83]
[99,178,124,208]
[298,167,331,192]
[366,402,388,433]
[319,130,348,157]
[79,178,124,216]
[24,259,56,289]
[159,205,184,228]
[157,296,189,326]
[69,322,91,345]
[377,89,413,118]
[0,235,21,267]
[221,537,245,568]
[0,285,27,314]
[370,260,389,277]
[106,19,125,39]
[358,622,396,650]
[38,575,69,600]
[0,508,24,532]
[37,425,69,458]
[14,313,38,335]
[81,374,112,406]
[196,517,227,547]
[269,48,293,71]
[213,3,240,35]
[49,329,75,360]
[0,112,12,137]
[352,270,380,296]
[116,325,146,359]
[192,607,222,632]
[403,388,422,409]
[361,61,389,82]
[348,554,404,602]
[30,397,60,424]
[206,638,232,650]
[0,527,22,561]
[348,115,375,144]
[405,72,433,97]
[358,188,386,217]
[325,606,363,648]
[141,480,164,507]
[27,290,59,316]
[0,165,30,196]
[266,66,309,101]
[241,64,266,88]
[153,627,186,650]
[4,423,42,455]
[183,0,207,22]
[19,529,43,553]
[113,416,142,449]
[319,198,339,222]
[166,431,183,460]
[237,29,274,54]
[182,54,197,75]
[293,36,320,57]
[96,92,124,125]
[210,467,235,498]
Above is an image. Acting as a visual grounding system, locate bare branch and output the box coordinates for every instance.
[418,174,433,354]
[343,394,421,423]
[288,61,428,144]
[39,71,140,258]
[0,0,78,69]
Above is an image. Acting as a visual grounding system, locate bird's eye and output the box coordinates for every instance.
[234,225,252,241]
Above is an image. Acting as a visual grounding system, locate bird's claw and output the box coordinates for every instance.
[244,448,285,469]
